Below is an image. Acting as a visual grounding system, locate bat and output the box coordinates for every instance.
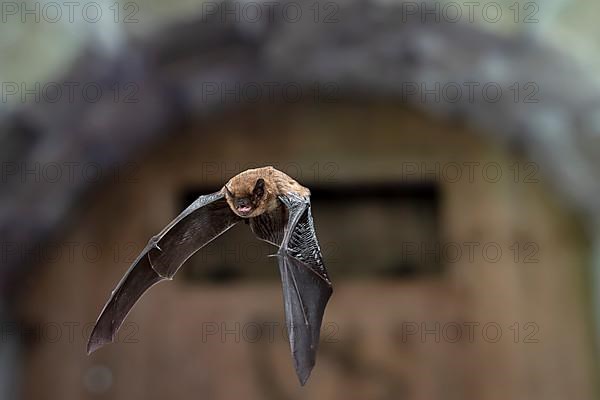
[87,166,333,385]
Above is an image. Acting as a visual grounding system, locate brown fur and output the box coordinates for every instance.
[223,166,310,218]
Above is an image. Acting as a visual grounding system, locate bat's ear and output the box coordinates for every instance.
[253,178,265,196]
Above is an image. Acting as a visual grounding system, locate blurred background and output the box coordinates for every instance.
[2,0,600,399]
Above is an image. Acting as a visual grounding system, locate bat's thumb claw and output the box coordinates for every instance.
[148,236,163,252]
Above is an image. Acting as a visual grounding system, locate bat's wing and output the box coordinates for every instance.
[87,191,240,354]
[251,193,333,385]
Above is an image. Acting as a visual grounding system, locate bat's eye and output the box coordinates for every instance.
[225,186,234,197]
[253,178,265,199]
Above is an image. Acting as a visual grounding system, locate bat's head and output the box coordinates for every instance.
[224,173,275,218]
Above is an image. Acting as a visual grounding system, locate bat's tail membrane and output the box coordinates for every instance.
[87,254,164,354]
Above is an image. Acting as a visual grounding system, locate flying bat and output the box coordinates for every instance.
[87,166,333,385]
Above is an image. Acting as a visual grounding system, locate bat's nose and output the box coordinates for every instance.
[235,197,253,214]
[235,197,251,207]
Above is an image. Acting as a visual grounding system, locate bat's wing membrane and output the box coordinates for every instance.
[87,191,240,354]
[251,194,333,385]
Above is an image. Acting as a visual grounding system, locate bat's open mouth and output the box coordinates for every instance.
[237,205,253,214]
